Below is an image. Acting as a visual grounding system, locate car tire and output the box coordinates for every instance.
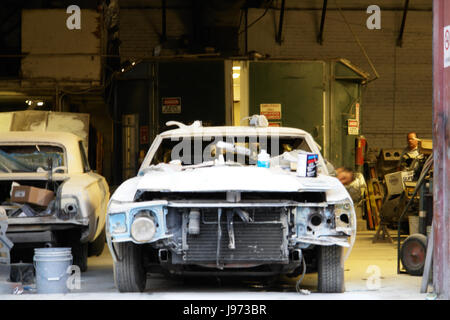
[400,233,427,276]
[317,245,344,293]
[88,227,106,257]
[114,242,146,292]
[72,242,88,272]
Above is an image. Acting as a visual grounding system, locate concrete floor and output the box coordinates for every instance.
[0,231,429,300]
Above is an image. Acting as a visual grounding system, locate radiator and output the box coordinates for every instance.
[185,208,288,264]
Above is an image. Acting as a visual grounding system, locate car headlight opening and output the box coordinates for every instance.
[131,214,156,242]
[334,199,353,228]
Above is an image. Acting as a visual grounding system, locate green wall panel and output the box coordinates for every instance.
[249,60,364,169]
[249,61,325,146]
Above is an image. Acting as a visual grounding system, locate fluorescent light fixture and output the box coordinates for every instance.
[232,73,240,79]
[232,66,240,70]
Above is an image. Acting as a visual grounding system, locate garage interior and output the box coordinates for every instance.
[0,0,448,300]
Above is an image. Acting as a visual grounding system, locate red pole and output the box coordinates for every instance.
[432,0,450,300]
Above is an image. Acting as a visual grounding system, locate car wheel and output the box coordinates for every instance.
[114,242,146,292]
[88,227,106,257]
[317,245,344,293]
[400,233,427,276]
[72,242,88,272]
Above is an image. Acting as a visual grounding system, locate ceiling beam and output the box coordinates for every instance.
[161,0,167,43]
[275,0,285,45]
[317,0,328,45]
[397,0,410,47]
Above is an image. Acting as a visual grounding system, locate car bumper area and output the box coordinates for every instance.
[6,215,90,244]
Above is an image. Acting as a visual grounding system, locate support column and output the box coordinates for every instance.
[432,0,450,300]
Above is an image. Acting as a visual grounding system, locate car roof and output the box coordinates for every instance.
[141,123,328,175]
[159,125,312,138]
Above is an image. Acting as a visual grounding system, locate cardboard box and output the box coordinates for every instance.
[419,139,433,155]
[385,171,414,196]
[11,186,55,207]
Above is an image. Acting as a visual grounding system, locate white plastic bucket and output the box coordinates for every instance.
[33,247,72,294]
[408,216,419,235]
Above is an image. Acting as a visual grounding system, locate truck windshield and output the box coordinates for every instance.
[0,145,65,173]
[150,135,312,166]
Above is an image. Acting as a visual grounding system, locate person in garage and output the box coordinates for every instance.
[398,132,422,171]
[336,167,366,205]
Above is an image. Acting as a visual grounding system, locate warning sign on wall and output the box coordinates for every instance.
[260,104,281,120]
[162,97,181,114]
[444,25,450,68]
[347,119,359,135]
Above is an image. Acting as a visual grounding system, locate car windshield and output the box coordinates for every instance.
[150,135,312,166]
[0,145,65,173]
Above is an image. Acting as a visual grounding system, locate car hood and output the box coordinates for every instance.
[111,164,351,203]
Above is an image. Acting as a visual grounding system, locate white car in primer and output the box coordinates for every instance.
[0,132,109,272]
[107,121,356,293]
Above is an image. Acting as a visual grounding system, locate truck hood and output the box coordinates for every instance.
[111,164,350,203]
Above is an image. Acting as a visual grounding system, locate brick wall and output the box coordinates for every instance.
[119,7,432,150]
[119,8,190,59]
[242,8,432,149]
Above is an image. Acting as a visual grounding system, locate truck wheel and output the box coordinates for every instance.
[88,227,106,257]
[400,234,427,276]
[317,245,344,293]
[72,242,88,272]
[114,242,146,292]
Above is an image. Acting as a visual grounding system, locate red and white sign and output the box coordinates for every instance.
[260,104,281,120]
[162,97,181,114]
[348,119,359,135]
[444,25,450,68]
